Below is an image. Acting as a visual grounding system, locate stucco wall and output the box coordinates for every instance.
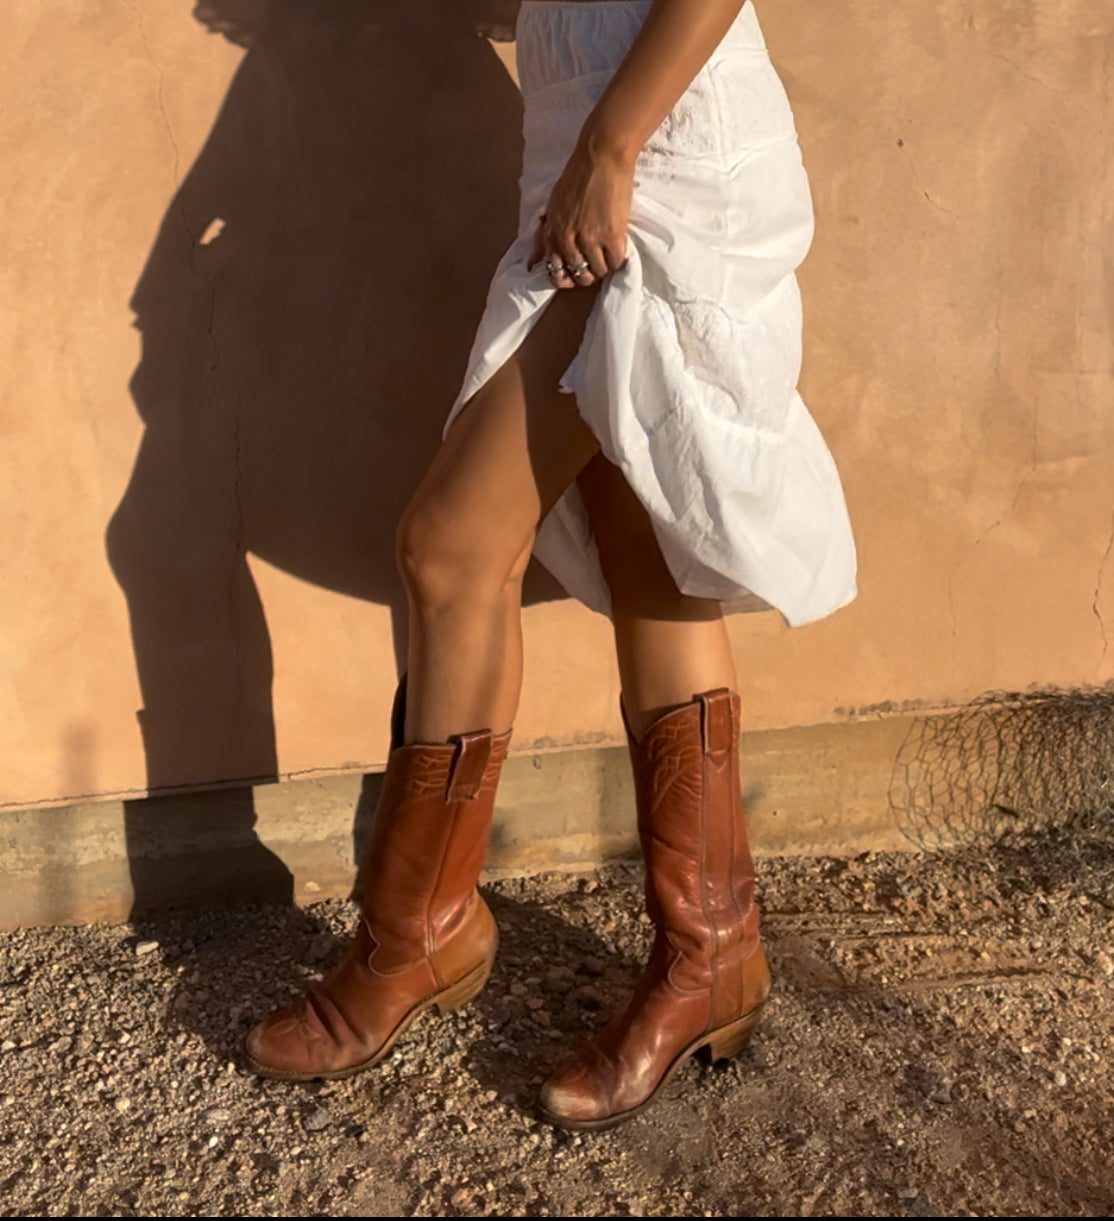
[2,0,1111,810]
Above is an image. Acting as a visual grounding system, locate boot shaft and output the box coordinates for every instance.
[629,690,759,992]
[359,728,510,968]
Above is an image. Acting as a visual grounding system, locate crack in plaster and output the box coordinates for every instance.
[946,463,1039,662]
[903,150,959,221]
[230,388,248,705]
[191,233,247,707]
[1092,508,1114,669]
[989,52,1068,95]
[947,254,1019,661]
[126,0,182,186]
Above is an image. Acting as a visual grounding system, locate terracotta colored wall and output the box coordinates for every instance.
[2,1,1111,810]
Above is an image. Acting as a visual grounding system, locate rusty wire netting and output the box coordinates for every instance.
[889,687,1114,892]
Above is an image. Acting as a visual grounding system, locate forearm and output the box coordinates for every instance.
[579,0,747,168]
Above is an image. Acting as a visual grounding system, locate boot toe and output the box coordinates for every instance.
[244,1006,322,1077]
[539,1052,615,1124]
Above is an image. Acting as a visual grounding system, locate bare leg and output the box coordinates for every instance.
[538,455,768,1132]
[397,289,601,744]
[576,453,737,739]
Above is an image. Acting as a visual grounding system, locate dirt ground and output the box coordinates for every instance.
[1,831,1112,1218]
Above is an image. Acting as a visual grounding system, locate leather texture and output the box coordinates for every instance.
[540,688,770,1125]
[246,727,509,1079]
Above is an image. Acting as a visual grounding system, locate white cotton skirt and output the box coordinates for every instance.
[445,0,857,627]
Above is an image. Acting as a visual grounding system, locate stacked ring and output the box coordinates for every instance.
[568,262,592,278]
[545,258,565,277]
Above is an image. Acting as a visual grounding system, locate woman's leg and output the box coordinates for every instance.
[245,290,604,1082]
[575,453,737,736]
[397,288,601,744]
[539,454,769,1130]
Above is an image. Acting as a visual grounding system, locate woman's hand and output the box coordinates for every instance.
[526,0,744,289]
[529,143,635,289]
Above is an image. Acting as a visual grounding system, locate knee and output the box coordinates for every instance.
[395,499,530,611]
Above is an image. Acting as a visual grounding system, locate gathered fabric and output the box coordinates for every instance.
[446,0,857,626]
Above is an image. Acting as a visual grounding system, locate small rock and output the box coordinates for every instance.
[114,1097,131,1113]
[897,1187,919,1200]
[581,957,606,977]
[574,985,604,1009]
[544,967,576,994]
[526,997,545,1011]
[203,1108,231,1126]
[304,1107,332,1132]
[0,1040,15,1052]
[135,941,159,957]
[531,1009,551,1027]
[49,1036,73,1055]
[1053,1070,1067,1087]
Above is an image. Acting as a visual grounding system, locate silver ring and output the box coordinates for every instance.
[545,258,566,276]
[569,262,592,278]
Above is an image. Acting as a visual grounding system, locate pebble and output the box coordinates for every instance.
[303,1108,332,1132]
[574,985,604,1009]
[135,941,159,957]
[0,849,1110,1217]
[544,967,576,994]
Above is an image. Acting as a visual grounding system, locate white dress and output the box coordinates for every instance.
[445,0,857,627]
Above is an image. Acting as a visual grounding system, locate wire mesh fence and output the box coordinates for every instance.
[889,686,1114,897]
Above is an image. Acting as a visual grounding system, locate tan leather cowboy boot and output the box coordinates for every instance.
[539,688,769,1129]
[246,725,510,1080]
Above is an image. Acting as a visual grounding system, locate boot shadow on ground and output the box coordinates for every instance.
[125,897,336,1064]
[462,889,641,1114]
[122,888,634,1093]
[106,1,566,930]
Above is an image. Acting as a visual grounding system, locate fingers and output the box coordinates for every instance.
[545,252,576,291]
[528,219,546,271]
[536,217,628,290]
[552,232,599,290]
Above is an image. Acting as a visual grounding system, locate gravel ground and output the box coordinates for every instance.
[1,831,1112,1217]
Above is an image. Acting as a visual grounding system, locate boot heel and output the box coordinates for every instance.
[702,1007,763,1062]
[433,957,492,1014]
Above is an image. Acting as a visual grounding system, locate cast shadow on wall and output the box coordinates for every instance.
[106,0,556,915]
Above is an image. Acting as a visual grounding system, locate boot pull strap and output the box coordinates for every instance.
[699,689,736,757]
[446,731,493,801]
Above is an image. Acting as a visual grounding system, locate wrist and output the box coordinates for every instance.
[578,114,642,172]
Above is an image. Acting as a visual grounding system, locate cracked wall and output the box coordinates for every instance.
[1,1,1112,810]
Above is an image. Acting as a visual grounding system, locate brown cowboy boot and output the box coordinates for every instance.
[246,723,510,1081]
[539,688,769,1130]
